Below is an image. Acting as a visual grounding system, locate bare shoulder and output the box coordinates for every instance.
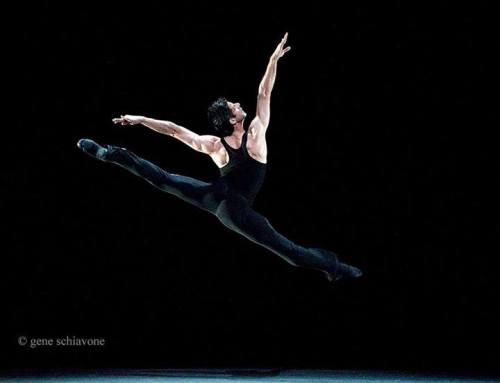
[247,118,268,163]
[248,117,266,140]
[204,134,226,156]
[207,135,224,149]
[201,134,222,143]
[183,134,222,156]
[207,136,228,168]
[198,134,222,149]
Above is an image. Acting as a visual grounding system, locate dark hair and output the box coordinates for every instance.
[207,97,234,137]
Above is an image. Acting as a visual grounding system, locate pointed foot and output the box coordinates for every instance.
[308,247,362,283]
[324,262,363,282]
[338,262,363,278]
[77,138,108,161]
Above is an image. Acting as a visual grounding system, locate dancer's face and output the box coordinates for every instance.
[227,101,247,124]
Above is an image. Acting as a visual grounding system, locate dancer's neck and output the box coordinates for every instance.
[231,123,245,140]
[231,121,245,139]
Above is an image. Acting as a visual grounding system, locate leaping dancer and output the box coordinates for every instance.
[77,33,362,282]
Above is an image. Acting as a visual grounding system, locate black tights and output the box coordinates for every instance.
[105,145,338,274]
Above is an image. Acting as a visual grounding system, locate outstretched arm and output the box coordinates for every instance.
[249,33,291,136]
[112,115,219,155]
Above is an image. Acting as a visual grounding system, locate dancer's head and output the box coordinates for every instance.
[207,97,246,136]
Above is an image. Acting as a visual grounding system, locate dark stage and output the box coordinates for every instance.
[4,1,499,380]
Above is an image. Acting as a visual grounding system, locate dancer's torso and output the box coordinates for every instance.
[215,131,267,204]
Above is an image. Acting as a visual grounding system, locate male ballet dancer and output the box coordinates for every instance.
[77,33,362,282]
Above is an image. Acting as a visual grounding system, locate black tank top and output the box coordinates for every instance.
[219,131,267,204]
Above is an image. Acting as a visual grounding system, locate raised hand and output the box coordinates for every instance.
[112,115,144,126]
[270,32,291,62]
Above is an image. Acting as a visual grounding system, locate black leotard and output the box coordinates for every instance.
[218,131,267,205]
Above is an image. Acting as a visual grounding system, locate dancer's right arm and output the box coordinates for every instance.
[112,115,219,155]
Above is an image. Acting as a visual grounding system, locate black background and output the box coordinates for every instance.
[4,1,499,377]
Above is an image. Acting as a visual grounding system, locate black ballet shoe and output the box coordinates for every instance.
[77,138,108,161]
[323,270,343,282]
[336,262,363,280]
[323,265,363,282]
[323,262,362,282]
[309,248,362,282]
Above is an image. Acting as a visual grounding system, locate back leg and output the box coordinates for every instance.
[215,197,339,273]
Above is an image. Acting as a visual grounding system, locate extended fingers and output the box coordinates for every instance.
[275,33,288,48]
[278,46,291,58]
[112,116,129,124]
[111,114,129,125]
[279,32,288,48]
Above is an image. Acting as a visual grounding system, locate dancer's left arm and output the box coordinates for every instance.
[249,33,291,137]
[112,115,219,154]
